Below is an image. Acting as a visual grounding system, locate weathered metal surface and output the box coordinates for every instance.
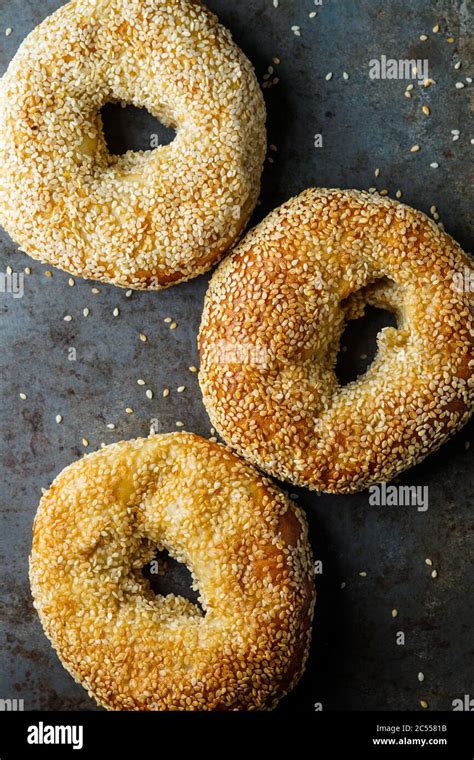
[0,0,472,712]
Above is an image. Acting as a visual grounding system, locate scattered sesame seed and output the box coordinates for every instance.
[447,36,455,43]
[82,438,89,447]
[391,609,398,618]
[24,267,31,275]
[359,571,367,577]
[125,408,133,414]
[83,307,90,317]
[5,27,12,37]
[340,582,346,589]
[91,288,100,294]
[189,366,198,373]
[106,423,116,430]
[395,190,402,198]
[164,317,172,324]
[309,11,317,19]
[177,386,186,393]
[410,144,421,152]
[63,315,72,322]
[170,322,177,330]
[420,700,429,709]
[342,71,349,80]
[418,672,425,682]
[68,277,75,286]
[374,168,380,177]
[431,569,438,579]
[291,26,301,37]
[139,332,147,342]
[432,24,440,33]
[455,82,465,89]
[454,60,462,70]
[146,389,153,400]
[55,415,63,424]
[44,270,52,278]
[425,558,433,566]
[175,421,184,427]
[125,290,132,298]
[137,379,145,386]
[113,308,119,317]
[419,34,428,41]
[325,72,333,81]
[430,162,439,168]
[162,388,170,398]
[19,392,27,400]
[422,105,431,115]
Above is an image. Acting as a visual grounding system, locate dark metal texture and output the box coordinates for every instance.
[0,0,472,712]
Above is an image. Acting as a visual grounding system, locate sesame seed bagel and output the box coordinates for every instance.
[0,0,266,289]
[30,433,315,711]
[198,188,473,493]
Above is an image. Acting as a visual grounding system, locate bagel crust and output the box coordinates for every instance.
[199,188,474,493]
[0,0,266,289]
[30,433,315,711]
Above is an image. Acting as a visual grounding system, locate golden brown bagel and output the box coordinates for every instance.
[0,0,266,289]
[30,433,315,710]
[199,188,473,493]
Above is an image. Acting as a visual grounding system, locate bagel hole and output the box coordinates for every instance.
[101,103,176,155]
[335,305,397,385]
[142,549,204,613]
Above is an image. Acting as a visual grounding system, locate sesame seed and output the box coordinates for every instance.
[137,379,145,386]
[162,388,170,398]
[106,423,115,430]
[19,392,27,400]
[432,24,440,33]
[113,308,119,317]
[68,277,75,286]
[83,308,90,317]
[419,34,428,41]
[325,72,333,81]
[189,366,198,373]
[170,322,177,330]
[146,389,153,400]
[44,270,52,278]
[139,333,147,342]
[430,162,439,168]
[177,386,185,393]
[5,27,12,37]
[420,700,429,709]
[63,315,72,322]
[418,672,425,682]
[455,82,465,89]
[425,558,433,566]
[55,415,63,424]
[410,144,421,152]
[125,408,133,415]
[431,569,438,579]
[391,609,398,618]
[82,438,89,447]
[422,105,431,115]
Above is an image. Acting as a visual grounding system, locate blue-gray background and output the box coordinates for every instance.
[0,0,472,711]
